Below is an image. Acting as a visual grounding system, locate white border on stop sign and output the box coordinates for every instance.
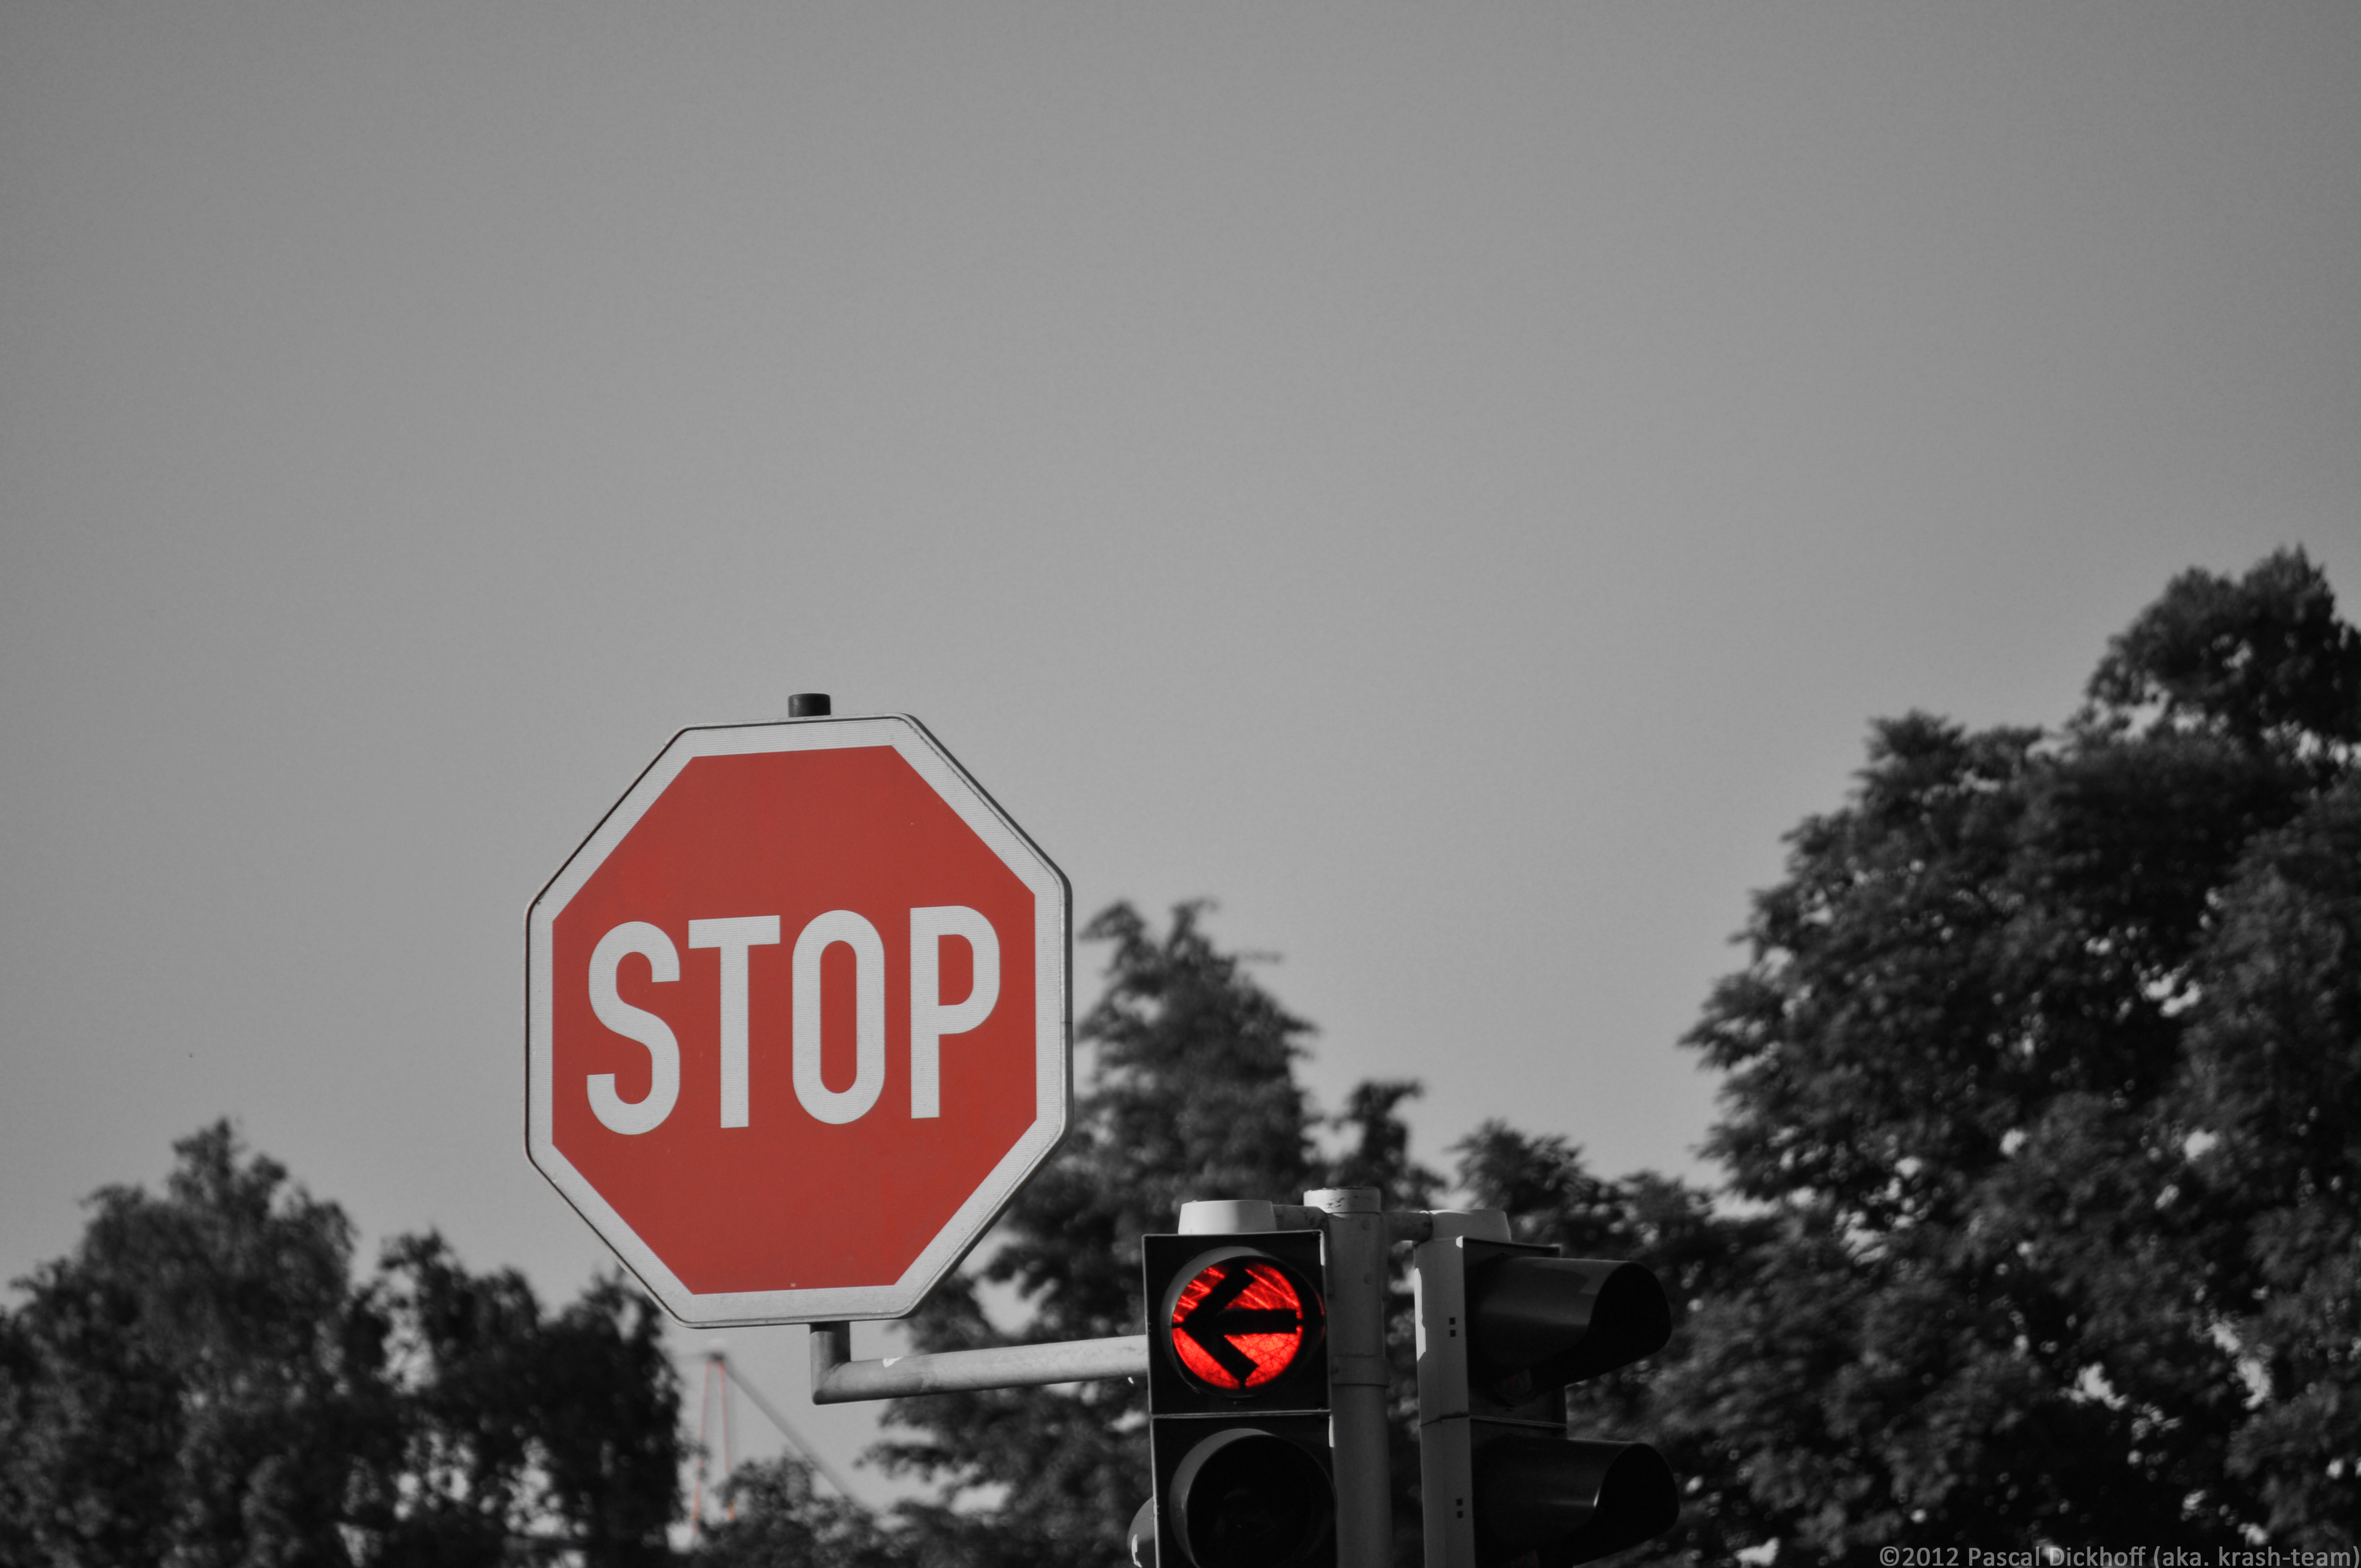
[524,712,1073,1326]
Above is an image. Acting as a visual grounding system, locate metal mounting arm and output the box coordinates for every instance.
[809,1321,1149,1404]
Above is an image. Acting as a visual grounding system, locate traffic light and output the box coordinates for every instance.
[1414,1226,1679,1567]
[1140,1231,1334,1568]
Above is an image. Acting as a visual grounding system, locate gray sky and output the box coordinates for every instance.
[5,0,2357,1508]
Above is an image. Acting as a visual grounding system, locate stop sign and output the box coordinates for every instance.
[525,714,1070,1325]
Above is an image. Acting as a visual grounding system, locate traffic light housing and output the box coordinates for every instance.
[1415,1229,1678,1567]
[1141,1231,1334,1568]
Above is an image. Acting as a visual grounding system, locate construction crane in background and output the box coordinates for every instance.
[686,1342,866,1544]
[687,1346,736,1542]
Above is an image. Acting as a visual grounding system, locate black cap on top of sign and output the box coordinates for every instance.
[788,693,833,717]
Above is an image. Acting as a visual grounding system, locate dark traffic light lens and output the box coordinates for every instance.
[1170,1428,1333,1568]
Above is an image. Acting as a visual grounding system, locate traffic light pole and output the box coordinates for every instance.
[1307,1186,1395,1568]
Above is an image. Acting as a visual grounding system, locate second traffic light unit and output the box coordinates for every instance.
[1414,1221,1679,1567]
[1141,1231,1334,1568]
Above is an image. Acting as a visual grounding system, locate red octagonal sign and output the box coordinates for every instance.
[526,715,1069,1325]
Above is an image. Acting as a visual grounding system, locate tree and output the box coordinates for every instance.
[1650,549,2360,1558]
[0,1121,387,1567]
[360,1235,682,1566]
[0,1122,684,1567]
[2170,775,2361,1542]
[687,1455,904,1568]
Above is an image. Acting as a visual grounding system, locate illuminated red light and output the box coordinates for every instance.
[1168,1258,1319,1391]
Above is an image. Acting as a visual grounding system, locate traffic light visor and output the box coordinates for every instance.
[1467,1257,1670,1400]
[1161,1248,1326,1395]
[1476,1435,1678,1565]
